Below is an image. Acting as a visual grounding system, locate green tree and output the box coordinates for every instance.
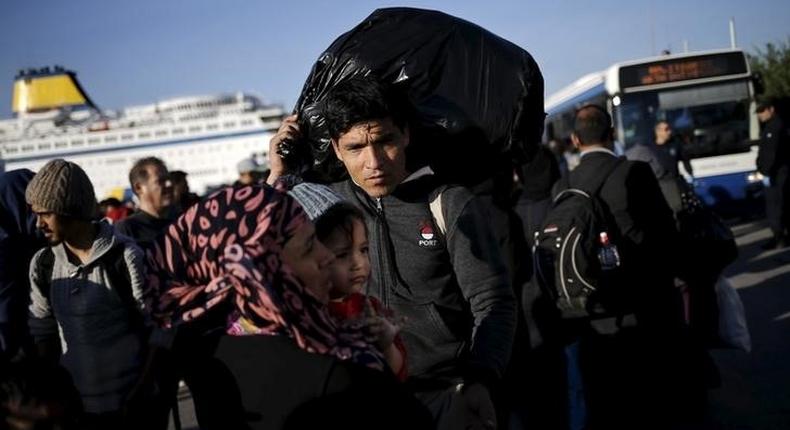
[749,38,790,99]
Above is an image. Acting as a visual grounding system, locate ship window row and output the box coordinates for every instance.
[8,121,250,154]
[188,168,220,177]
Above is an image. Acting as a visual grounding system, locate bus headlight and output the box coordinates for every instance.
[747,171,764,183]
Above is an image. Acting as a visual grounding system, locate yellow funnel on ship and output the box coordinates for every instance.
[12,66,95,113]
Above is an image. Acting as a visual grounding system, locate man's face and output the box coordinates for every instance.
[281,221,335,304]
[758,107,774,123]
[238,171,263,186]
[655,122,672,145]
[136,164,173,213]
[332,118,410,198]
[32,205,68,245]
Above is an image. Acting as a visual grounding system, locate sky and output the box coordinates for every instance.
[1,0,789,118]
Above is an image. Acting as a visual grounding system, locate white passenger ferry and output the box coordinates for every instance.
[0,66,285,198]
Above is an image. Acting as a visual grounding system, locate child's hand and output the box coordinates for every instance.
[363,316,402,351]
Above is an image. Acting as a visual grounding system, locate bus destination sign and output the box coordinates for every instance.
[619,52,748,88]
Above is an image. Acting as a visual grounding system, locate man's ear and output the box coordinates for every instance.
[570,133,582,149]
[132,181,144,197]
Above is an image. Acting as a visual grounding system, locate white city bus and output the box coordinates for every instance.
[545,49,762,210]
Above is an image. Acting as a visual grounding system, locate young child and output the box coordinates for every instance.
[288,183,407,381]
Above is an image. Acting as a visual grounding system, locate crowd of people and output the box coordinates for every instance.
[0,74,785,430]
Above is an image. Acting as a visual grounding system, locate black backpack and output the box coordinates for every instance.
[533,158,628,319]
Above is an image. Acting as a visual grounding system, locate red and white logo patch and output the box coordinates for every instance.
[420,224,435,240]
[418,220,438,247]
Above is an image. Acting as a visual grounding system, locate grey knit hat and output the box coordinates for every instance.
[287,183,346,221]
[25,159,98,220]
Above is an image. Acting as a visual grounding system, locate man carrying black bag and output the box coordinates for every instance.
[269,77,516,430]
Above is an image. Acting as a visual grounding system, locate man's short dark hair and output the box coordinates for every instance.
[129,157,167,194]
[169,170,188,184]
[573,104,612,144]
[756,98,775,113]
[319,76,412,141]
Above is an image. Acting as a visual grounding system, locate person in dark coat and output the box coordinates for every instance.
[625,121,693,212]
[755,99,790,249]
[0,169,45,360]
[514,144,561,248]
[563,105,704,428]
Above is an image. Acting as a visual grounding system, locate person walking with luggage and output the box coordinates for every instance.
[756,99,790,249]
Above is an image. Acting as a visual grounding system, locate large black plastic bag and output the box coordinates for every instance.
[293,7,545,186]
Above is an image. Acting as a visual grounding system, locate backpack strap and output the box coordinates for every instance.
[429,185,448,236]
[102,245,134,305]
[101,244,146,331]
[569,156,624,197]
[38,247,55,301]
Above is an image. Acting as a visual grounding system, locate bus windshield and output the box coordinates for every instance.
[616,80,751,159]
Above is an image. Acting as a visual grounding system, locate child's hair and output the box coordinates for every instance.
[315,202,367,245]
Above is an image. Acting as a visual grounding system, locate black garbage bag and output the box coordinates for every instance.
[289,7,545,186]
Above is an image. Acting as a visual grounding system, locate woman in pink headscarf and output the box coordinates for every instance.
[144,183,429,430]
[145,182,384,368]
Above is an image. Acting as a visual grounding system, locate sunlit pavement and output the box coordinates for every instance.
[169,220,790,430]
[706,221,790,429]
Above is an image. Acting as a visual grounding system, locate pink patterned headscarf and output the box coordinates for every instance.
[144,183,384,369]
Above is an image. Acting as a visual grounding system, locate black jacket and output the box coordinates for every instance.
[756,116,790,177]
[565,151,681,327]
[115,210,172,244]
[191,334,432,430]
[518,145,561,201]
[332,172,516,389]
[0,169,45,357]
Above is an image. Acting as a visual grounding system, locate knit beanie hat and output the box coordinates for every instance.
[25,159,98,220]
[287,183,346,221]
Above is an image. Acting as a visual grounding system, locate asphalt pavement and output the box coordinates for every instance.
[706,221,790,429]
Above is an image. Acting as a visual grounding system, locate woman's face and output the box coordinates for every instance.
[281,221,336,304]
[323,218,371,299]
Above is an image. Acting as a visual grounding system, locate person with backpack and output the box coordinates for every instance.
[535,105,700,428]
[268,76,516,430]
[25,159,155,430]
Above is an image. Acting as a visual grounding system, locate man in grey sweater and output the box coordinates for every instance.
[26,159,153,429]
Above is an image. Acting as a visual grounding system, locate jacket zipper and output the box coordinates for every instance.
[375,198,390,307]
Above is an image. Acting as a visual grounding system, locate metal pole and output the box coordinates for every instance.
[729,17,737,48]
[683,39,689,53]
